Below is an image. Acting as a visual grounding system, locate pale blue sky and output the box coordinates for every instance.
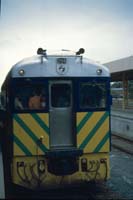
[0,0,133,86]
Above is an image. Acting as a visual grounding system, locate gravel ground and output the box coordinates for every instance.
[107,147,133,199]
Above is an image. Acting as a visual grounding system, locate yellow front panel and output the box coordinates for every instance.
[12,153,110,189]
[13,113,49,156]
[77,111,110,153]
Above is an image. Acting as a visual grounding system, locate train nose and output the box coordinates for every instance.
[45,149,83,175]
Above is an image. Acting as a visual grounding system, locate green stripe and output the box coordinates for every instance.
[14,135,32,156]
[14,115,48,152]
[93,132,109,152]
[77,112,93,134]
[79,112,108,149]
[31,113,49,135]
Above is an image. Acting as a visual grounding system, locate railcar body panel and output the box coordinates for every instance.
[12,153,110,189]
[0,49,112,194]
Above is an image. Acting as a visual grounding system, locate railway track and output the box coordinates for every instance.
[9,182,123,199]
[111,133,133,155]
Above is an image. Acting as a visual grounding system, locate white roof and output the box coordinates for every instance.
[10,51,110,78]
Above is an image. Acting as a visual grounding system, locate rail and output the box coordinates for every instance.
[111,133,133,155]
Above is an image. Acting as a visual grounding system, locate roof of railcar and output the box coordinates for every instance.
[10,50,110,78]
[2,51,110,90]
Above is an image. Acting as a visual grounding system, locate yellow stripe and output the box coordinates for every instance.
[14,142,25,156]
[19,114,49,148]
[76,112,88,125]
[84,117,109,152]
[99,139,110,152]
[13,120,39,155]
[37,113,49,127]
[77,112,105,147]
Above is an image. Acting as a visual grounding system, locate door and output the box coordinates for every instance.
[49,81,74,149]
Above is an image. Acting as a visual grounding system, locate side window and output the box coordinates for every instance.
[14,85,46,111]
[79,82,107,109]
[51,84,71,107]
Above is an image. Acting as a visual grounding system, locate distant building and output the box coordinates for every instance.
[104,56,133,110]
[104,56,133,81]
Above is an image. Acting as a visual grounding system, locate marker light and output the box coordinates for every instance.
[96,68,102,75]
[19,69,25,76]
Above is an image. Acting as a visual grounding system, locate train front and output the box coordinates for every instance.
[4,49,111,190]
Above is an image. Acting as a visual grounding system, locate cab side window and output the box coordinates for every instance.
[80,82,107,109]
[14,85,46,111]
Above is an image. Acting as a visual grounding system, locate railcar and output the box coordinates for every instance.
[0,48,112,196]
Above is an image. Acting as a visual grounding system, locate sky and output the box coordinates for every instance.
[0,0,133,87]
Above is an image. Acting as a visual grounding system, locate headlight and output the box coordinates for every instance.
[96,68,102,75]
[19,69,25,76]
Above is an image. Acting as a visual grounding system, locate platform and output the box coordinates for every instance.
[111,109,133,141]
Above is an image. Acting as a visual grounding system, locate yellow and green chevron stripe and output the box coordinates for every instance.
[13,113,49,156]
[76,111,110,153]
